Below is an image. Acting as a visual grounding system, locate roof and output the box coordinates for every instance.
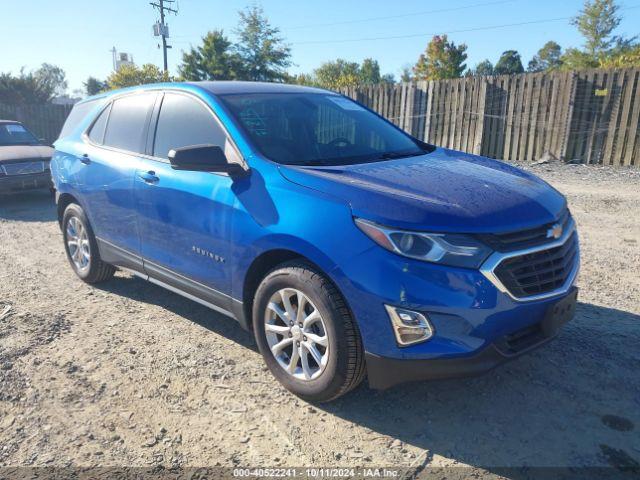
[190,81,333,96]
[78,81,336,106]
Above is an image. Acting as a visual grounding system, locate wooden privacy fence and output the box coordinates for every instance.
[0,103,73,145]
[341,67,640,167]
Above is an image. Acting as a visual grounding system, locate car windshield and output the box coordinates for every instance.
[218,92,427,166]
[0,123,40,146]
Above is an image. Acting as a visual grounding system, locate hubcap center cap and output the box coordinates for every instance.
[291,325,303,341]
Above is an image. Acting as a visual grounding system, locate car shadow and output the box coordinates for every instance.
[90,276,640,475]
[0,190,56,222]
[94,274,256,351]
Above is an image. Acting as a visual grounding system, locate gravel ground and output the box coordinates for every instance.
[0,162,639,477]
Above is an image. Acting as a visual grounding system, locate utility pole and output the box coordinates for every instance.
[110,47,117,71]
[150,0,177,73]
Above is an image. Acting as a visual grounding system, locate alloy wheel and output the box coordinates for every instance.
[66,216,91,272]
[264,288,329,381]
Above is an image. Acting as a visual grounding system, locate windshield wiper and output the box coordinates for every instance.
[376,150,425,161]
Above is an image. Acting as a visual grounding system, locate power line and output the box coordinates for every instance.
[293,5,640,46]
[150,0,178,72]
[285,0,519,30]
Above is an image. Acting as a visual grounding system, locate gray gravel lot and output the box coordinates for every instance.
[0,162,639,477]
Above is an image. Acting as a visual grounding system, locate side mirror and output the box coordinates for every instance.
[168,144,245,175]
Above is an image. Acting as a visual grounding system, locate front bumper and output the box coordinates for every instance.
[366,287,578,389]
[0,172,52,193]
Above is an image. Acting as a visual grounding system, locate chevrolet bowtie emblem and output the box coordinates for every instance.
[547,223,563,239]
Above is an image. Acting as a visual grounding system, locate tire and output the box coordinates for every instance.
[62,203,115,284]
[253,261,366,402]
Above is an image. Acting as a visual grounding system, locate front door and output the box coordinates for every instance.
[135,92,241,310]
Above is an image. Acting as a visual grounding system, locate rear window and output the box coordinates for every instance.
[0,123,40,146]
[59,99,99,139]
[103,93,156,153]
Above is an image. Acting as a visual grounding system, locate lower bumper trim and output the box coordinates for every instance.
[365,344,513,390]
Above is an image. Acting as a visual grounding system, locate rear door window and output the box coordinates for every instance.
[152,93,228,159]
[103,93,156,153]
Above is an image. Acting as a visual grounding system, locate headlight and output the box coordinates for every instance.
[355,218,492,268]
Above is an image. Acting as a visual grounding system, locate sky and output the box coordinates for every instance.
[2,0,640,94]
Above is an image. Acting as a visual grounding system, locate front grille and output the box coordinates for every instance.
[477,209,571,252]
[494,231,578,298]
[2,161,45,176]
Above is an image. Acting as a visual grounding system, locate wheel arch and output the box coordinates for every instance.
[57,192,80,227]
[239,248,352,334]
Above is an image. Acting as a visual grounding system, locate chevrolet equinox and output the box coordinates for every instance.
[51,82,580,402]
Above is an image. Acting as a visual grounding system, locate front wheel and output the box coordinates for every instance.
[253,262,365,402]
[62,203,115,284]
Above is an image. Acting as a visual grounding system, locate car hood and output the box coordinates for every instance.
[278,148,567,233]
[0,145,54,163]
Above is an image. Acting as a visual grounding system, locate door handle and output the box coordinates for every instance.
[80,154,91,165]
[138,170,159,184]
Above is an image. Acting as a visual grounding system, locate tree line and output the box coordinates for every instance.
[1,0,638,104]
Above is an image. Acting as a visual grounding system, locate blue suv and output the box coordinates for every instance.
[52,82,579,402]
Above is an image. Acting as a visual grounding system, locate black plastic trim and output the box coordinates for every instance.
[143,259,232,313]
[96,238,144,272]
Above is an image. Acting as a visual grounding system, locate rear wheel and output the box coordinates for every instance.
[62,203,115,284]
[253,261,365,402]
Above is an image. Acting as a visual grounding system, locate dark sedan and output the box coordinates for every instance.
[0,120,54,194]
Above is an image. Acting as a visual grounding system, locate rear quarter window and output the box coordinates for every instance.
[58,99,99,139]
[87,104,111,145]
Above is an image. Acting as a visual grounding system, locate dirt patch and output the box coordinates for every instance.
[1,165,639,473]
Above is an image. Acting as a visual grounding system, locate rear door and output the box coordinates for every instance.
[77,91,158,268]
[135,91,241,309]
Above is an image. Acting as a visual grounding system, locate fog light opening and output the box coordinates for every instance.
[384,305,434,347]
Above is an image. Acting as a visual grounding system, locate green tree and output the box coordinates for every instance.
[179,30,242,81]
[34,63,68,97]
[528,41,563,72]
[561,0,637,69]
[494,50,524,75]
[381,73,396,84]
[313,59,360,89]
[294,58,394,88]
[413,35,468,80]
[560,48,599,69]
[600,44,640,67]
[0,65,67,105]
[234,5,291,81]
[572,0,621,61]
[0,71,49,105]
[400,66,413,83]
[106,64,170,90]
[470,59,494,76]
[83,77,107,96]
[359,58,381,84]
[289,72,317,86]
